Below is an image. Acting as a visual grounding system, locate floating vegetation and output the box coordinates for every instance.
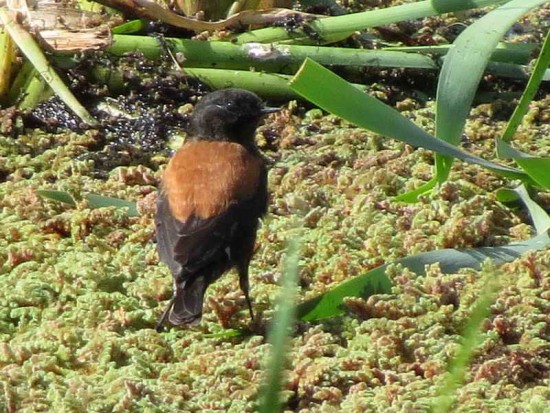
[1,0,549,411]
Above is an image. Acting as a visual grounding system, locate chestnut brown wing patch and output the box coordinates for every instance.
[162,141,262,222]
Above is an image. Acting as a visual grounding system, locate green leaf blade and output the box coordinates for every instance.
[36,190,77,207]
[258,239,300,413]
[85,194,139,218]
[434,0,548,178]
[289,59,526,183]
[297,231,550,323]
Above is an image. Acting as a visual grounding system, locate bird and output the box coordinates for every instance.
[155,88,278,331]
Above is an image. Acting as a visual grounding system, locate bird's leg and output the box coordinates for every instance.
[155,295,175,332]
[238,264,255,322]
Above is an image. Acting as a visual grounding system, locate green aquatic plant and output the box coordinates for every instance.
[258,238,300,413]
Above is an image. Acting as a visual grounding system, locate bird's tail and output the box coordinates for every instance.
[168,277,207,326]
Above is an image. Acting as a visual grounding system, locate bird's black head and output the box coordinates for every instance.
[189,88,278,146]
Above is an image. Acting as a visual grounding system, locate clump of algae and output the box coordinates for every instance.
[1,88,548,412]
[2,4,550,405]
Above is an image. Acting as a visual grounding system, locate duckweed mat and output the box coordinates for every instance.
[1,89,549,411]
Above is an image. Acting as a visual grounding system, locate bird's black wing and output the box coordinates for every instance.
[156,193,231,278]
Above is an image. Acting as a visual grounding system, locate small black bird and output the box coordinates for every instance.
[155,88,278,330]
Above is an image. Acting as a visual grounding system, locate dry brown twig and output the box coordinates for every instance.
[93,0,320,32]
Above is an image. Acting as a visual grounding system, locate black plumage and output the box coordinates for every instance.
[155,89,276,330]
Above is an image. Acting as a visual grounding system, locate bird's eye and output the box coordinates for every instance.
[226,101,234,109]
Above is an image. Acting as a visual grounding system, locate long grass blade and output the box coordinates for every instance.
[289,59,527,180]
[36,190,138,217]
[17,69,52,109]
[384,42,538,66]
[36,190,77,207]
[258,238,300,413]
[434,0,548,182]
[0,25,15,103]
[431,273,501,413]
[495,141,550,190]
[85,194,139,217]
[498,28,550,147]
[0,8,97,125]
[496,185,550,235]
[298,230,549,322]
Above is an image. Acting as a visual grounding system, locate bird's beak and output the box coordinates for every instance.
[261,106,280,115]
